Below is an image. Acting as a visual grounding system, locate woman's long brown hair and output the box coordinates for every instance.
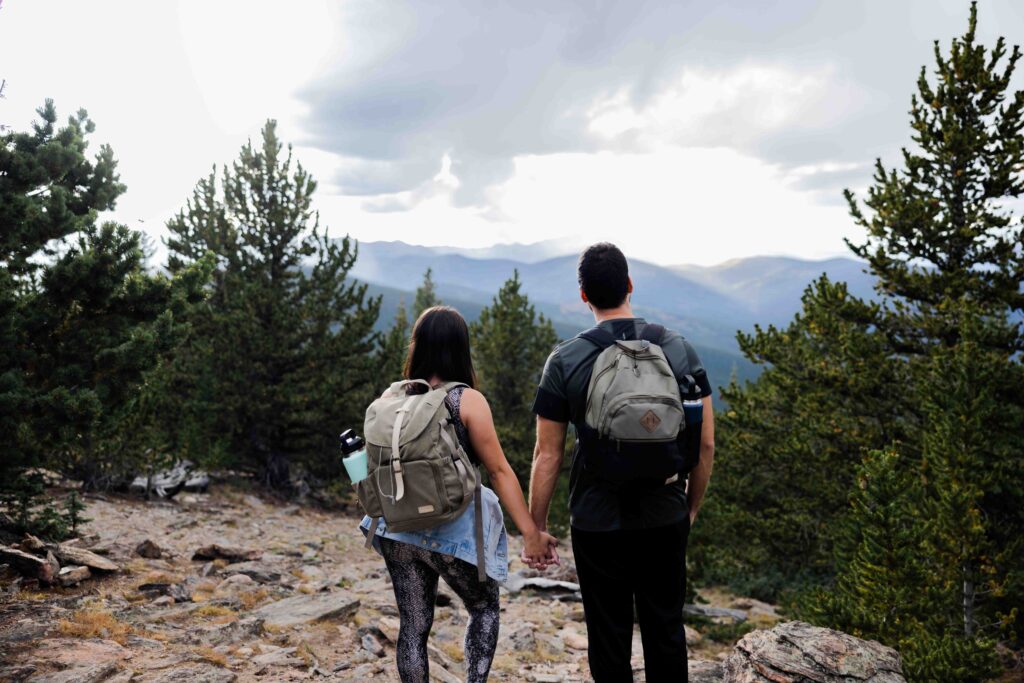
[403,306,477,389]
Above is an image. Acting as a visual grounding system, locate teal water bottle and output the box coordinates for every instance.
[339,429,368,483]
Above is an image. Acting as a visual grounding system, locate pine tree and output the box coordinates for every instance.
[913,311,1022,653]
[470,270,557,482]
[697,10,1024,677]
[377,299,411,386]
[63,491,90,536]
[794,6,1024,675]
[164,121,381,488]
[413,268,441,319]
[692,277,906,598]
[845,3,1024,354]
[809,448,1002,682]
[0,101,208,487]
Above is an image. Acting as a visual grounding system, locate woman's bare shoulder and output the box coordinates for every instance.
[459,388,491,422]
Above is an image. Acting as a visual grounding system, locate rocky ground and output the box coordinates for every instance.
[0,482,785,682]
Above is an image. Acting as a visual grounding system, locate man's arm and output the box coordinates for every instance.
[529,415,568,531]
[686,395,715,524]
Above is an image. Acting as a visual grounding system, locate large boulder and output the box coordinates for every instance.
[0,546,59,584]
[51,545,118,572]
[251,591,360,628]
[723,621,905,683]
[191,544,261,562]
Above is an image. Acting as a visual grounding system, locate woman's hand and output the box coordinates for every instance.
[521,529,559,569]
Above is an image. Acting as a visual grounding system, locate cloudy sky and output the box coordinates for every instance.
[2,1,1022,265]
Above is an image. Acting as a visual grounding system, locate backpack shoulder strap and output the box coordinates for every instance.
[441,381,469,394]
[639,323,666,346]
[577,326,617,349]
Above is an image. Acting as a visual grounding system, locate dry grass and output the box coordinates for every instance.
[190,578,220,603]
[297,584,316,595]
[491,654,519,674]
[194,604,236,619]
[124,559,151,575]
[57,608,133,644]
[13,591,49,602]
[516,641,563,665]
[295,642,317,667]
[194,645,228,667]
[237,588,270,610]
[438,640,465,663]
[139,570,180,585]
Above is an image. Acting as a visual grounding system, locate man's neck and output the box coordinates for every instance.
[592,302,635,324]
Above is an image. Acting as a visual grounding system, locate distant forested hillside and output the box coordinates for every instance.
[352,240,876,390]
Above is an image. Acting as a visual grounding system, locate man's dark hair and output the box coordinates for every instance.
[577,242,630,310]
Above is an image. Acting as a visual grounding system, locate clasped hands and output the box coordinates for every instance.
[520,528,560,570]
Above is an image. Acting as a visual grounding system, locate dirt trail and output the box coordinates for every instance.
[0,485,772,682]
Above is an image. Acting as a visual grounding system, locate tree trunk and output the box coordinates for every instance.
[264,450,291,492]
[963,566,975,638]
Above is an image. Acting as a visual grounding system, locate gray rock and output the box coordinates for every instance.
[219,561,281,583]
[26,662,118,683]
[0,665,36,682]
[191,544,261,562]
[504,570,581,594]
[252,647,303,668]
[684,604,748,622]
[52,545,119,572]
[361,633,385,657]
[182,617,264,647]
[104,672,136,683]
[144,665,237,683]
[135,539,163,559]
[0,546,59,584]
[136,582,192,603]
[251,591,360,628]
[57,565,90,587]
[505,623,536,650]
[340,662,384,681]
[428,664,463,683]
[723,621,906,683]
[689,659,724,682]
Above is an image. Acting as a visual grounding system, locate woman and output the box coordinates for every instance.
[360,306,558,683]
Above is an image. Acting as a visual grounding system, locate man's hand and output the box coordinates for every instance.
[520,530,560,569]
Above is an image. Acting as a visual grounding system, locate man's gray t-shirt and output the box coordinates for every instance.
[531,317,712,532]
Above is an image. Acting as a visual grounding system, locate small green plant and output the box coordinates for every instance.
[63,491,90,535]
[0,470,76,541]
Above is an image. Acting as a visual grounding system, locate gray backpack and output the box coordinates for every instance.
[582,324,684,444]
[576,323,699,485]
[357,379,487,580]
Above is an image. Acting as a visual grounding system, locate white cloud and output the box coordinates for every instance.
[587,63,863,151]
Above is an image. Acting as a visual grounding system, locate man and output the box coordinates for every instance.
[525,243,715,682]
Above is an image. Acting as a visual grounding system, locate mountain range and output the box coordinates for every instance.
[350,240,876,390]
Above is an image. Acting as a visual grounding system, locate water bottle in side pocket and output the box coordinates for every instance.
[340,429,368,483]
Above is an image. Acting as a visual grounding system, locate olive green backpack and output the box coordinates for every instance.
[357,379,486,580]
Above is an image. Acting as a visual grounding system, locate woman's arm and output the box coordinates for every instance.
[686,395,715,524]
[459,388,558,565]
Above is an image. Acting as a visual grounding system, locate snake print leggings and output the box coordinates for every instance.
[379,537,500,683]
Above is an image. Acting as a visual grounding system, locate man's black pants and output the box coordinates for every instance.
[571,519,690,683]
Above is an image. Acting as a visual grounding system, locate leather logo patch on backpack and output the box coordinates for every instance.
[639,410,662,433]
